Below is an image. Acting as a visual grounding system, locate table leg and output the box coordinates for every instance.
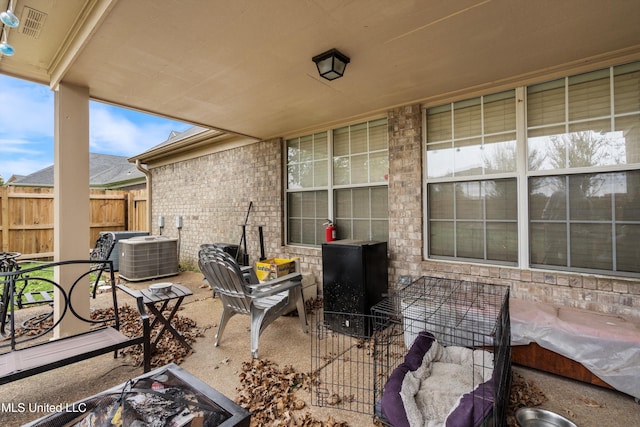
[147,297,192,351]
[148,300,169,331]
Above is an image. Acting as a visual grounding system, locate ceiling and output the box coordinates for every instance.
[1,0,640,141]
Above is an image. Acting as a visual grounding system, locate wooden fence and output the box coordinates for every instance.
[0,187,147,259]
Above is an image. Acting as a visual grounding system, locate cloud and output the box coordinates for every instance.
[0,76,53,140]
[0,136,53,179]
[0,137,42,155]
[0,75,191,180]
[90,104,189,156]
[0,76,53,180]
[1,157,52,178]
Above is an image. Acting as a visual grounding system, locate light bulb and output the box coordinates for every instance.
[0,9,19,28]
[0,41,15,56]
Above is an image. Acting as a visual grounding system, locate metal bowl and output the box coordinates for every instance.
[516,408,578,427]
[148,282,173,295]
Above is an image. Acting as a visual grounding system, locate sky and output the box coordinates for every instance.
[0,74,192,181]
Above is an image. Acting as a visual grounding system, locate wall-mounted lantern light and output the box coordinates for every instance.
[312,48,350,81]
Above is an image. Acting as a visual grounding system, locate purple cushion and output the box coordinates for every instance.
[380,332,495,427]
[446,377,495,427]
[380,331,435,427]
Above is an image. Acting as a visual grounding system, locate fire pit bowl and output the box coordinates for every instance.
[516,408,578,427]
[149,282,173,295]
[23,363,250,427]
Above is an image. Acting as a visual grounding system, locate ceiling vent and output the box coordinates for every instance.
[19,6,47,39]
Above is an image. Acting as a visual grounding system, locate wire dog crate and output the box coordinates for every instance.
[311,276,511,427]
[311,310,381,414]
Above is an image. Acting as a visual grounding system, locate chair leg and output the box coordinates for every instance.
[215,308,234,347]
[294,289,308,333]
[250,309,269,359]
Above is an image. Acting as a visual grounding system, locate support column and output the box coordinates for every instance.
[387,104,424,288]
[53,82,90,338]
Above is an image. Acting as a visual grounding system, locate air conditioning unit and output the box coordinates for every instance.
[100,231,149,271]
[118,236,178,281]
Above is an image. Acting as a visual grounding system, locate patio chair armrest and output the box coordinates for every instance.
[261,272,302,286]
[247,271,302,292]
[249,275,302,299]
[133,295,149,321]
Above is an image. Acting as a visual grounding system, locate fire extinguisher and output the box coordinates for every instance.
[324,220,336,242]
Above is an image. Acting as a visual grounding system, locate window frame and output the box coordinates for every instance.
[423,90,522,266]
[285,117,389,247]
[423,61,640,277]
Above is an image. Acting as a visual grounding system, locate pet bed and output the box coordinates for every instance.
[380,331,495,427]
[510,298,640,399]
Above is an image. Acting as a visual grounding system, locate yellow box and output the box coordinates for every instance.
[255,258,296,281]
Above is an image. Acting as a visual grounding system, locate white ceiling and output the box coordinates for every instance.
[2,0,640,141]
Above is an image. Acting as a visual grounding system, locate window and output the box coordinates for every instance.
[425,90,519,264]
[426,91,517,179]
[428,179,518,263]
[529,171,640,273]
[527,64,640,170]
[335,186,389,241]
[287,190,328,245]
[425,60,640,275]
[286,132,329,245]
[527,62,640,274]
[286,119,389,245]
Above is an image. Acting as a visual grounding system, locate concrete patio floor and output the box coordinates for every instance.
[1,271,638,426]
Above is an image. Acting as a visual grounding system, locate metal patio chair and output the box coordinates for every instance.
[14,232,117,314]
[89,232,117,298]
[198,245,307,359]
[0,252,21,337]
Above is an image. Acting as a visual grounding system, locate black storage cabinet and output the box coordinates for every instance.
[322,240,388,337]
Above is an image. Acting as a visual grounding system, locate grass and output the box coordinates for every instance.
[7,263,105,307]
[7,262,55,307]
[17,262,54,294]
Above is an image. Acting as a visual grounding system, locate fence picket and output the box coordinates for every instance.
[0,187,147,258]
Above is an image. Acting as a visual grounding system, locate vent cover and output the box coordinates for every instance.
[19,7,47,39]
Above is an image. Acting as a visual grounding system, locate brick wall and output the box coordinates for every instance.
[151,107,640,319]
[151,138,285,270]
[385,103,640,319]
[387,104,424,281]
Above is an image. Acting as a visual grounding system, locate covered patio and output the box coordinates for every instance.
[3,0,639,276]
[1,0,640,425]
[1,271,639,426]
